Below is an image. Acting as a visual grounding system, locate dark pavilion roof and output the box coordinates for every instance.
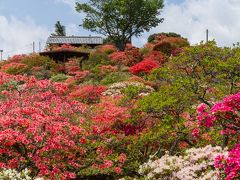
[39,49,90,62]
[46,36,103,45]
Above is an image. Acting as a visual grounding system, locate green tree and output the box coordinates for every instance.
[76,0,164,50]
[52,21,66,36]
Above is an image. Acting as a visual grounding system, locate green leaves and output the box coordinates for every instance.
[76,0,164,50]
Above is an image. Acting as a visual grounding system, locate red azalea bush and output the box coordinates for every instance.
[109,52,127,64]
[108,48,142,66]
[7,54,27,63]
[98,44,117,54]
[98,65,118,75]
[153,37,189,55]
[74,70,91,82]
[91,97,130,128]
[55,44,75,50]
[70,85,106,103]
[124,48,142,66]
[65,59,81,75]
[129,59,160,75]
[144,51,165,64]
[1,63,27,74]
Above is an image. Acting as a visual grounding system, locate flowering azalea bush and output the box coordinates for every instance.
[53,44,75,51]
[109,52,127,64]
[102,81,154,97]
[0,73,128,179]
[144,51,165,64]
[138,145,228,180]
[1,54,59,79]
[129,59,159,75]
[1,63,27,74]
[194,92,240,180]
[65,58,81,75]
[0,73,86,179]
[215,144,240,180]
[7,54,27,63]
[0,168,43,180]
[91,96,130,127]
[70,85,106,103]
[98,44,117,54]
[98,65,118,75]
[108,48,142,66]
[195,92,240,143]
[144,33,190,56]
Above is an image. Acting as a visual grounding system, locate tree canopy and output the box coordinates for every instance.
[76,0,164,50]
[51,21,66,36]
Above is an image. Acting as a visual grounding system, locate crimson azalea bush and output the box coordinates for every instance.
[70,85,106,103]
[129,59,159,75]
[109,48,142,66]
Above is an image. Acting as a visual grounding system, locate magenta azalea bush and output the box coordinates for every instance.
[215,144,240,180]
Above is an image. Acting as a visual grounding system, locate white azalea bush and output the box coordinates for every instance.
[0,168,31,180]
[102,81,154,97]
[138,145,228,180]
[0,168,43,180]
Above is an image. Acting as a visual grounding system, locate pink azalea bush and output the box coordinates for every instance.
[0,72,126,179]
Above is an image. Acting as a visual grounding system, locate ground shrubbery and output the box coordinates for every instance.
[0,38,239,179]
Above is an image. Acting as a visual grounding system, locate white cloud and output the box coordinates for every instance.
[133,0,240,47]
[0,16,50,59]
[54,0,76,10]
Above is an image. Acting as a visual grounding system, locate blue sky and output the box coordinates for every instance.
[0,0,183,28]
[0,0,240,58]
[0,0,183,36]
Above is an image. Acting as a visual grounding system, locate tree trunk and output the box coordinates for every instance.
[115,39,126,51]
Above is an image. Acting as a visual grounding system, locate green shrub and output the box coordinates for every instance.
[21,55,57,71]
[82,51,113,70]
[50,74,70,82]
[122,85,144,99]
[5,65,26,75]
[100,72,131,85]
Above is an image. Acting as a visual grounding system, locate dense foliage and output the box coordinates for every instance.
[0,37,239,179]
